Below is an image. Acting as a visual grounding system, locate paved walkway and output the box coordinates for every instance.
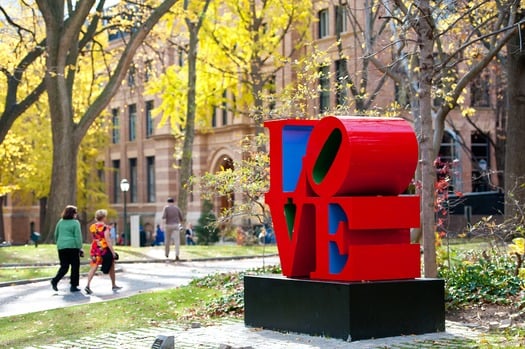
[0,256,280,317]
[1,254,487,348]
[22,320,483,349]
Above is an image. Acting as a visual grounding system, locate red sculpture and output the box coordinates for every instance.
[265,116,421,281]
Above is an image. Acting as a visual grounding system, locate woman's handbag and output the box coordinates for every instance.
[101,251,114,274]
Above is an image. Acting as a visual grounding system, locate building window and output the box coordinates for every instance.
[108,28,124,41]
[222,90,228,126]
[471,132,490,192]
[266,75,276,111]
[129,158,137,203]
[127,64,136,87]
[319,65,330,113]
[111,108,120,144]
[318,9,329,38]
[335,59,348,107]
[105,6,126,42]
[145,100,154,138]
[212,106,217,128]
[128,104,136,141]
[470,73,490,108]
[438,131,460,192]
[179,46,185,67]
[112,160,120,203]
[442,0,458,18]
[146,156,155,203]
[395,83,409,107]
[104,3,141,41]
[335,5,347,35]
[144,60,152,82]
[97,161,105,182]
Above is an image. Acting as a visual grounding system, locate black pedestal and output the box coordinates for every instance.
[244,275,445,341]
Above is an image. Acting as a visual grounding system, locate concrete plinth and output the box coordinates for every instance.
[244,275,445,341]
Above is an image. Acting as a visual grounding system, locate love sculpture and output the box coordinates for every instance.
[244,116,445,341]
[265,116,421,281]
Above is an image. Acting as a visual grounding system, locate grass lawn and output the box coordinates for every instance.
[0,244,277,347]
[0,244,277,283]
[0,285,221,348]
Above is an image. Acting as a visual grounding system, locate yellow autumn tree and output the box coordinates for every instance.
[151,0,314,129]
[0,0,182,239]
[199,0,313,123]
[0,130,37,241]
[148,0,313,220]
[4,60,110,240]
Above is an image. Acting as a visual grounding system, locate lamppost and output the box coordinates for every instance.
[120,179,130,245]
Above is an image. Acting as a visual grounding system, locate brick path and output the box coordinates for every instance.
[23,319,482,349]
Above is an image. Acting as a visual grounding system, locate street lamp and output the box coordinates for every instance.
[120,179,130,245]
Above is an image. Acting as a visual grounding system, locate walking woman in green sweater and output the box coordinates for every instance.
[51,205,83,292]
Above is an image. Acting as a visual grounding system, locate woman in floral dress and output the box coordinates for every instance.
[84,209,121,294]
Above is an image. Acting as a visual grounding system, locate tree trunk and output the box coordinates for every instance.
[42,65,79,240]
[416,0,437,277]
[44,127,79,241]
[35,0,179,237]
[505,18,525,219]
[179,22,198,220]
[38,0,80,240]
[251,56,266,152]
[179,0,212,219]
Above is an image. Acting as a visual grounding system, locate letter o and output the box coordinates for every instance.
[304,116,418,197]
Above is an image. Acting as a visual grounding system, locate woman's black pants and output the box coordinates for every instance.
[52,248,80,287]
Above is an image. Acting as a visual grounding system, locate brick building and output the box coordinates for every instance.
[2,1,503,243]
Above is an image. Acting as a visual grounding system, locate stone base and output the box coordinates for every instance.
[244,275,445,341]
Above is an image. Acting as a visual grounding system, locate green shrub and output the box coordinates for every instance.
[194,200,220,245]
[188,265,282,318]
[439,249,523,310]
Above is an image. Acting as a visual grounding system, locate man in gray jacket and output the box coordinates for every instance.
[162,197,184,261]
